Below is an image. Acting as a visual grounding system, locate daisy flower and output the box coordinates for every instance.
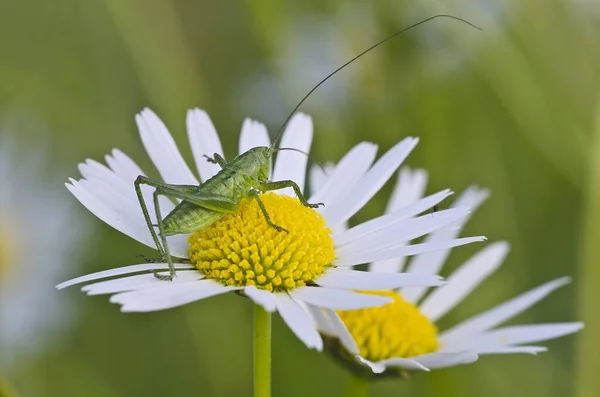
[0,138,88,370]
[306,167,583,376]
[56,108,485,351]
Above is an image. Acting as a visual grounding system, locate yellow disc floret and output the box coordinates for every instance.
[337,290,439,362]
[188,193,334,292]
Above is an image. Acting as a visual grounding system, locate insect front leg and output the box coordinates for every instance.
[249,190,288,233]
[203,153,227,168]
[258,180,325,208]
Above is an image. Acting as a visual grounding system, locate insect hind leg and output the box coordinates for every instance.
[152,188,176,281]
[134,176,167,260]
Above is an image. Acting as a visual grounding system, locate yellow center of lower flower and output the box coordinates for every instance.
[188,193,335,292]
[337,290,439,362]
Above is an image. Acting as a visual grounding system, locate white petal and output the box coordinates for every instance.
[239,118,271,154]
[309,142,378,205]
[323,309,359,355]
[111,279,239,312]
[186,108,224,182]
[335,207,469,256]
[321,137,419,226]
[135,108,198,185]
[386,167,429,213]
[105,149,145,184]
[457,323,584,349]
[420,242,510,322]
[78,159,133,199]
[303,304,337,336]
[335,189,454,246]
[244,286,277,312]
[275,294,323,351]
[290,286,392,310]
[440,277,572,345]
[400,185,490,303]
[376,357,430,371]
[474,346,547,355]
[316,268,444,290]
[82,270,204,295]
[369,186,450,274]
[56,263,194,289]
[354,356,387,373]
[336,237,486,267]
[271,113,313,196]
[309,163,335,196]
[66,179,156,249]
[411,351,479,369]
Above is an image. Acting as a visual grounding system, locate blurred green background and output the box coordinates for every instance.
[1,0,598,396]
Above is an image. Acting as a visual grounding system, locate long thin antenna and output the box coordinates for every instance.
[270,14,482,148]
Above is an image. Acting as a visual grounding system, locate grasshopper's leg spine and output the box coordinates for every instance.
[250,190,288,233]
[203,153,227,168]
[259,180,325,208]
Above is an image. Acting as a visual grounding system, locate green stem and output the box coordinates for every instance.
[254,305,271,397]
[344,375,370,397]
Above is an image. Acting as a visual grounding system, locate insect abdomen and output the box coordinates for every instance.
[162,201,223,236]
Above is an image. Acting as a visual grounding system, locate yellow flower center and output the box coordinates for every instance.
[337,290,439,362]
[188,193,335,292]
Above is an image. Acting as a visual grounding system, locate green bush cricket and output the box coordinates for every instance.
[134,15,481,281]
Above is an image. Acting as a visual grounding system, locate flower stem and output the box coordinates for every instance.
[344,375,370,397]
[254,305,271,397]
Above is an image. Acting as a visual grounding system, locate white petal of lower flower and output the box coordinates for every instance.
[244,286,277,312]
[304,304,337,336]
[336,236,486,267]
[316,268,444,290]
[56,263,194,289]
[376,357,430,371]
[336,207,469,255]
[386,167,429,213]
[239,118,271,153]
[401,185,490,303]
[135,108,198,185]
[309,142,377,205]
[186,108,224,182]
[474,346,547,355]
[290,286,392,310]
[412,351,479,369]
[275,294,323,351]
[82,270,204,295]
[354,356,387,373]
[335,189,453,246]
[112,279,240,312]
[321,137,419,227]
[272,113,312,196]
[323,308,360,355]
[420,242,510,321]
[440,277,572,345]
[463,323,584,349]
